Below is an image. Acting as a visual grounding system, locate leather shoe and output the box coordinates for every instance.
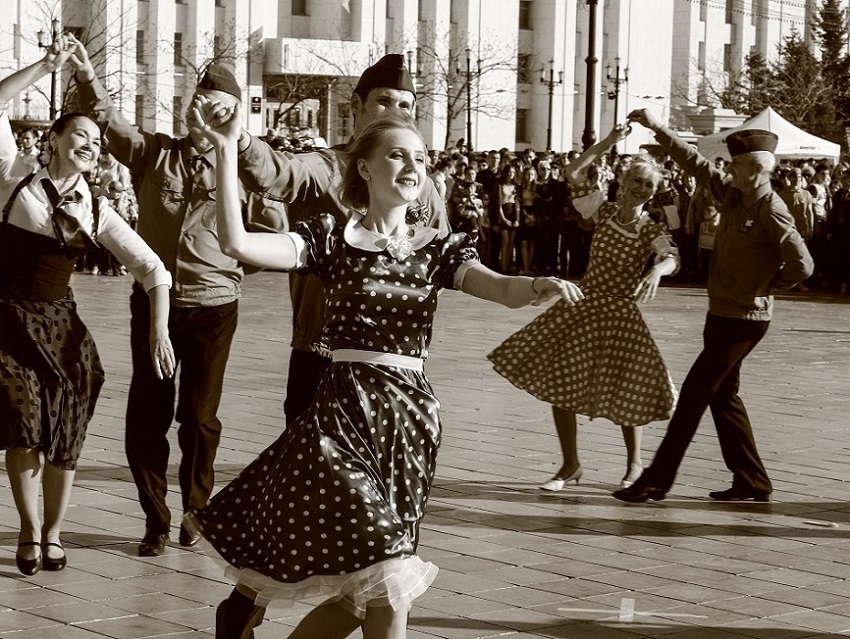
[708,486,771,502]
[16,540,42,576]
[179,523,202,547]
[612,478,667,503]
[216,594,265,639]
[138,530,169,556]
[42,542,67,571]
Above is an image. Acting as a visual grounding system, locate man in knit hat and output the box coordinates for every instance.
[69,37,284,557]
[614,112,813,505]
[203,53,449,639]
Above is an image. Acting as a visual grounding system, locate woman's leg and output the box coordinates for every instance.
[362,604,409,639]
[500,229,511,272]
[216,586,266,639]
[6,448,42,559]
[552,407,580,478]
[619,425,643,487]
[288,601,362,639]
[41,462,75,558]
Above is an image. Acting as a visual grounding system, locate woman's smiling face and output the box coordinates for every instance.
[621,165,659,206]
[50,116,102,175]
[358,127,427,208]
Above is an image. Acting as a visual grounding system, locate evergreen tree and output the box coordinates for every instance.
[812,0,850,142]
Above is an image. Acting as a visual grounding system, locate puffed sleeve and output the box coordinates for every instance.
[570,178,606,221]
[641,218,681,272]
[292,212,338,277]
[437,232,479,290]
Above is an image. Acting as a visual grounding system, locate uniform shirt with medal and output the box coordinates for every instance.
[0,107,171,294]
[652,125,813,321]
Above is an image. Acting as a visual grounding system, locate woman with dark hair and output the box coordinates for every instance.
[495,163,519,272]
[185,102,583,638]
[0,39,174,576]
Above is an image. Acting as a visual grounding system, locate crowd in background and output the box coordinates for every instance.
[14,125,850,293]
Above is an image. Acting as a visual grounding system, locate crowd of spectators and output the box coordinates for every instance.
[13,125,850,294]
[427,140,850,294]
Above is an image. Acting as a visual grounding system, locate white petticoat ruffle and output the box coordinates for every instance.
[226,555,438,620]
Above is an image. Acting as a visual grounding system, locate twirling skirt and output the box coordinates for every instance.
[488,295,676,427]
[188,360,441,618]
[0,290,105,469]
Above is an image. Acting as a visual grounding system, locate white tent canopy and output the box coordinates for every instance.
[696,107,841,163]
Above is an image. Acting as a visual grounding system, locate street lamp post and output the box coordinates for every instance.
[456,47,476,156]
[37,18,61,120]
[540,59,563,152]
[606,57,629,129]
[581,0,599,150]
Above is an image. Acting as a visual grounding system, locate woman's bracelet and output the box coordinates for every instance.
[531,277,544,295]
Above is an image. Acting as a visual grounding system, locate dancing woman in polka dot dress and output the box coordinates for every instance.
[488,125,680,492]
[186,103,583,639]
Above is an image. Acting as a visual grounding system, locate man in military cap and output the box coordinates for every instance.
[614,111,813,504]
[228,54,449,427]
[70,38,284,556]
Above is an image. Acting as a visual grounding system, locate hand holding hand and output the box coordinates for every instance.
[531,277,584,307]
[42,33,75,72]
[64,33,95,80]
[607,122,632,143]
[190,96,242,147]
[627,109,662,131]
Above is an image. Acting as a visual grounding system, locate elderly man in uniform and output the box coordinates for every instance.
[614,110,813,504]
[70,38,284,557]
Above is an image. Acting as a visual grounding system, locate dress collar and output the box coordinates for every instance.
[344,209,439,258]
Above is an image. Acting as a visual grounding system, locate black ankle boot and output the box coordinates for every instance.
[215,590,266,639]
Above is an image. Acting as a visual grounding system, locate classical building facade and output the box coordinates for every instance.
[0,0,828,153]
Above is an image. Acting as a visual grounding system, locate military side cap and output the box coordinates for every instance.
[353,54,416,98]
[197,64,241,100]
[725,129,778,156]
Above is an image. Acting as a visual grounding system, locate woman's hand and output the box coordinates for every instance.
[150,328,176,380]
[627,108,662,132]
[65,33,95,81]
[606,123,631,143]
[635,266,663,303]
[190,96,242,148]
[531,277,584,307]
[43,33,75,72]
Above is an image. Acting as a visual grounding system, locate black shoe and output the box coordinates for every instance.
[612,478,667,503]
[138,530,169,556]
[708,486,771,502]
[179,523,202,547]
[216,592,266,639]
[41,542,67,571]
[16,540,42,576]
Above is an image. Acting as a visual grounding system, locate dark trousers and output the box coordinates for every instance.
[283,348,330,426]
[125,287,238,533]
[645,313,772,494]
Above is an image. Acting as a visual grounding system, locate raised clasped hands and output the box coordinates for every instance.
[190,96,241,147]
[41,32,77,72]
[531,277,584,307]
[607,122,632,143]
[626,108,661,131]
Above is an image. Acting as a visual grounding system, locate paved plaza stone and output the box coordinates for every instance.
[1,271,850,639]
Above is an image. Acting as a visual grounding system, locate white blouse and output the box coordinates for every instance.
[0,107,171,293]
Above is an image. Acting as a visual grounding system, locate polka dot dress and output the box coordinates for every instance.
[0,224,105,470]
[488,204,677,427]
[190,214,477,616]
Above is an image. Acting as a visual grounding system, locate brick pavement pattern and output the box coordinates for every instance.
[1,272,850,639]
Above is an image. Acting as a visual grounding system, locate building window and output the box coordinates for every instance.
[517,54,532,83]
[337,102,351,139]
[213,35,223,57]
[136,30,145,64]
[174,32,183,66]
[215,0,223,5]
[519,0,532,29]
[725,0,734,24]
[699,0,707,21]
[723,43,732,73]
[173,96,183,134]
[135,94,145,127]
[698,41,705,71]
[292,0,308,16]
[515,108,529,143]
